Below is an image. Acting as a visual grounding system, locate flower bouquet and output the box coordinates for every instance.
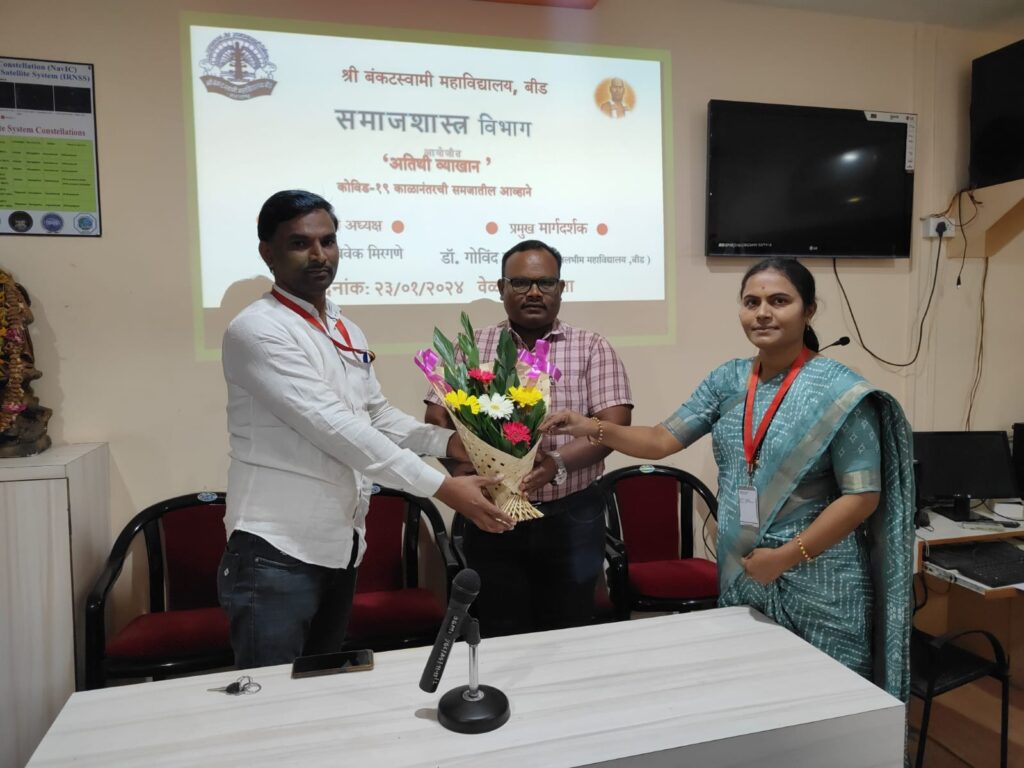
[415,312,560,521]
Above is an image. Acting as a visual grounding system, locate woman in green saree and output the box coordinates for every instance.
[541,257,914,701]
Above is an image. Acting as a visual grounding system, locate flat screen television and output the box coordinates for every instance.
[706,99,915,259]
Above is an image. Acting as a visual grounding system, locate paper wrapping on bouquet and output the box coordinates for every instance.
[432,365,551,522]
[446,413,544,521]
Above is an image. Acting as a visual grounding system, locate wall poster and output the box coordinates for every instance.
[0,56,101,236]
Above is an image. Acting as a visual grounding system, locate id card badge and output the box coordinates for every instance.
[738,485,759,528]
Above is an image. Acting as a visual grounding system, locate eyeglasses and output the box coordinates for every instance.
[504,277,561,294]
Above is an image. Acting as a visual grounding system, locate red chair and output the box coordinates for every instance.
[344,487,460,652]
[599,465,719,618]
[85,492,232,689]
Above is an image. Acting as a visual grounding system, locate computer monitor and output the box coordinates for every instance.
[913,431,1020,521]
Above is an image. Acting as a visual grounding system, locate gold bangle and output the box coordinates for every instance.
[795,531,813,562]
[587,417,604,446]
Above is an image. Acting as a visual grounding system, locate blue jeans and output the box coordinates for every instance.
[463,484,606,637]
[217,531,359,669]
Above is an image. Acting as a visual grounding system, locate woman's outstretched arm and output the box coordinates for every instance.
[540,410,684,460]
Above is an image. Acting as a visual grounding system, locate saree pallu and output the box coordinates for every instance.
[665,357,915,701]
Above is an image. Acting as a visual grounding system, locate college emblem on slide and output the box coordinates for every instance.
[199,32,277,101]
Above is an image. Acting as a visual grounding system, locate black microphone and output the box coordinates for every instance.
[819,335,850,352]
[419,568,480,693]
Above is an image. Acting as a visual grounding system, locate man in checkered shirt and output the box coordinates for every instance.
[426,240,633,637]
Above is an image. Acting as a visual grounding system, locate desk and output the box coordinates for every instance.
[915,508,1024,597]
[914,509,1024,686]
[917,507,1024,552]
[28,607,905,768]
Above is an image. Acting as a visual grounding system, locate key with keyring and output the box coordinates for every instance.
[207,675,260,695]
[207,681,243,694]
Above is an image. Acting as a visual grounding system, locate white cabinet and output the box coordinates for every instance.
[0,444,108,768]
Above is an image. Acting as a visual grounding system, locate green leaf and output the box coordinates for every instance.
[460,312,476,344]
[456,312,479,369]
[503,371,519,394]
[455,404,479,433]
[434,326,470,391]
[523,401,546,433]
[433,327,457,371]
[496,330,518,380]
[457,333,475,366]
[480,416,502,446]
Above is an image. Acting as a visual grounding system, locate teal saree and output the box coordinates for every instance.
[663,356,915,701]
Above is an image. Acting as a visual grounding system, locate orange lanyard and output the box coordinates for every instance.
[742,347,809,475]
[271,289,375,363]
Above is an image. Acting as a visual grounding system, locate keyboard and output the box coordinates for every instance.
[927,540,1024,587]
[927,542,985,572]
[959,557,1024,587]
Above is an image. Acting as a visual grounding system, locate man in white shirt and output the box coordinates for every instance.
[219,190,512,668]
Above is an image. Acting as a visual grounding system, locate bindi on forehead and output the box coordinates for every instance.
[745,272,796,292]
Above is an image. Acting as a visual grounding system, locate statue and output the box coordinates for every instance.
[0,269,51,457]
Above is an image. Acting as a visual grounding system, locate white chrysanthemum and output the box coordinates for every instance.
[478,393,514,420]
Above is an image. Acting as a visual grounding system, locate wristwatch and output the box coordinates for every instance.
[548,450,567,486]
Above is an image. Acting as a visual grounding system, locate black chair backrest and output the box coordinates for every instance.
[102,492,227,612]
[361,487,453,597]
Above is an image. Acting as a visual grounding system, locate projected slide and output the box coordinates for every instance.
[188,23,665,316]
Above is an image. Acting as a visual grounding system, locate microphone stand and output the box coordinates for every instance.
[436,618,510,734]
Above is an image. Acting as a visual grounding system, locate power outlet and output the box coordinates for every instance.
[921,215,956,239]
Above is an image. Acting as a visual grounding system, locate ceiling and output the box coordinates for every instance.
[726,0,1024,30]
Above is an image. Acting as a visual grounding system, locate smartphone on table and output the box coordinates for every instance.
[291,649,375,678]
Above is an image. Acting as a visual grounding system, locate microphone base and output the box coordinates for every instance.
[437,685,510,734]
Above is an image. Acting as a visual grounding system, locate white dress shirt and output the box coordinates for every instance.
[222,286,451,568]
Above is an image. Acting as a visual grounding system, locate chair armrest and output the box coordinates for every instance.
[604,531,629,618]
[433,531,461,580]
[449,515,468,570]
[416,495,463,594]
[85,561,119,689]
[84,512,150,689]
[605,530,626,560]
[928,628,1008,668]
[86,518,146,616]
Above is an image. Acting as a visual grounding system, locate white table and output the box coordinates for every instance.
[916,506,1024,547]
[28,607,905,768]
